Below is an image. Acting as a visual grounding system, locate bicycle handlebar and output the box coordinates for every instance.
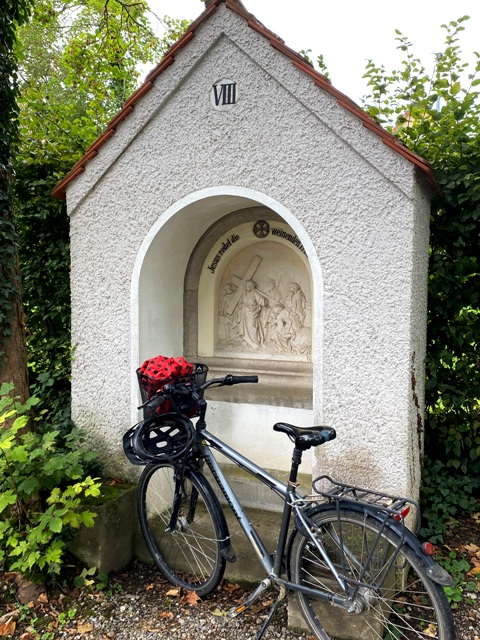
[137,393,167,410]
[223,374,259,386]
[164,374,258,395]
[138,374,258,410]
[137,373,258,409]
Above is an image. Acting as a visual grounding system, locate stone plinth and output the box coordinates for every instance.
[69,484,137,573]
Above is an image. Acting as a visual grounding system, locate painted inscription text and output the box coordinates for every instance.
[271,228,307,256]
[208,234,240,273]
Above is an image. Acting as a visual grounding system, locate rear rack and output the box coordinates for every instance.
[301,475,421,534]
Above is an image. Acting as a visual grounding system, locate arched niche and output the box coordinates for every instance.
[133,188,322,472]
[184,206,313,408]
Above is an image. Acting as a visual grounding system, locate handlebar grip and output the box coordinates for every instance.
[137,393,166,410]
[224,375,259,386]
[150,394,167,407]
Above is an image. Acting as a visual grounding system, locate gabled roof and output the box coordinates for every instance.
[52,0,438,199]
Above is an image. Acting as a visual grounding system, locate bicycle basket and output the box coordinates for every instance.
[137,355,208,418]
[123,413,195,465]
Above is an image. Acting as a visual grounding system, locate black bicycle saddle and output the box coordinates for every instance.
[273,423,336,450]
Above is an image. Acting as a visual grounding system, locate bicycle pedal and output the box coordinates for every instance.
[226,578,272,619]
[227,603,248,619]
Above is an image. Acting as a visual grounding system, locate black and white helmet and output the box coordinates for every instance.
[123,413,195,465]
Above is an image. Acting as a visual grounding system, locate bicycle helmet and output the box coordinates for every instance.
[123,413,195,465]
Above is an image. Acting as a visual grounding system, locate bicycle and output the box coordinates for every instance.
[123,366,455,640]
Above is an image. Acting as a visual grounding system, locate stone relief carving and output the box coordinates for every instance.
[216,244,311,361]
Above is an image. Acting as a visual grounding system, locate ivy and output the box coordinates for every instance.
[420,459,480,543]
[0,0,33,362]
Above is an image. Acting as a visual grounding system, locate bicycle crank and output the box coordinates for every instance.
[227,578,272,619]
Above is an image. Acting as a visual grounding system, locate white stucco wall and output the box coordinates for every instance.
[67,3,430,498]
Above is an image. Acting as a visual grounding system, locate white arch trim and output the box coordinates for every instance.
[130,185,323,424]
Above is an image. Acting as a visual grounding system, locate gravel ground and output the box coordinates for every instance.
[54,564,311,640]
[2,563,311,640]
[1,513,480,639]
[66,560,479,640]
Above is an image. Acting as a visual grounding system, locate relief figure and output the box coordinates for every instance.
[238,280,268,350]
[218,282,239,342]
[261,279,284,333]
[286,282,306,326]
[267,283,310,356]
[269,305,298,352]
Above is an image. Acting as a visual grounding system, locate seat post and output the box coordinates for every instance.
[272,445,304,576]
[288,446,303,487]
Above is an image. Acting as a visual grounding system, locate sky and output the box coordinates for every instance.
[146,0,480,103]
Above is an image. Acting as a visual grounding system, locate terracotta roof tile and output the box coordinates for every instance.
[52,0,438,199]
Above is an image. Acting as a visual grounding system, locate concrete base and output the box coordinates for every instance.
[69,484,137,574]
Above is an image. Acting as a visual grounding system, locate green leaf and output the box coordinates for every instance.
[18,476,40,496]
[451,81,461,95]
[0,491,17,514]
[81,510,96,528]
[48,517,63,533]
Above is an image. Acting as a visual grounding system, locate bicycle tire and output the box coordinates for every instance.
[289,507,455,640]
[138,462,226,596]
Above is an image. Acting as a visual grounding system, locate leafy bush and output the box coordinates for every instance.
[362,17,480,476]
[438,549,480,607]
[0,382,102,580]
[420,458,480,543]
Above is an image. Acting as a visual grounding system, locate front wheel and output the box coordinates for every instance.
[138,462,226,596]
[289,508,455,639]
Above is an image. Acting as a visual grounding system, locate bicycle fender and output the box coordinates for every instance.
[187,464,236,564]
[287,502,452,587]
[353,502,452,586]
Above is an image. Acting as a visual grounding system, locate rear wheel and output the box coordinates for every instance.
[138,462,226,596]
[289,508,455,639]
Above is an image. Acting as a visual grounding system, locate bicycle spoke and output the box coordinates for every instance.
[170,529,218,572]
[149,497,218,577]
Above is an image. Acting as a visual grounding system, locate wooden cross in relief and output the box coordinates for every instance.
[225,255,262,316]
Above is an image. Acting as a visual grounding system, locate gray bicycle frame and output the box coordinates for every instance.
[198,428,352,606]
